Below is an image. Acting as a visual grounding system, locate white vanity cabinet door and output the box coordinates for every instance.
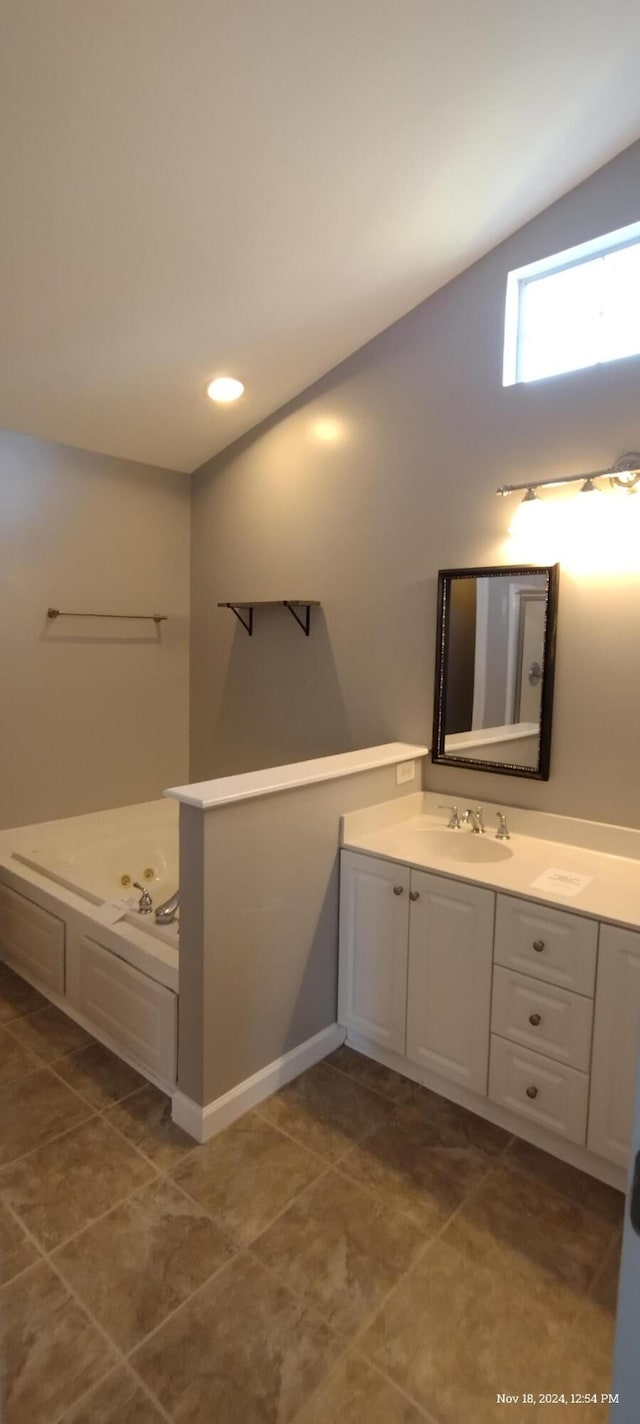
[494,895,598,996]
[338,851,410,1054]
[588,924,640,1168]
[406,870,494,1094]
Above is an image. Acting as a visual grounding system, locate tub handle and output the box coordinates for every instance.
[133,882,154,914]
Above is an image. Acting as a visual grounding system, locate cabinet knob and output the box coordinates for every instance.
[393,885,404,896]
[409,890,420,902]
[532,940,545,953]
[526,1085,539,1100]
[529,1013,542,1026]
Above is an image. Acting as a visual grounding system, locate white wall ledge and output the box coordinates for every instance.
[445,722,538,751]
[164,742,429,810]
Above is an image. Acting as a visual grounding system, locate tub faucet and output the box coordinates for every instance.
[133,882,153,914]
[460,806,485,834]
[155,889,179,925]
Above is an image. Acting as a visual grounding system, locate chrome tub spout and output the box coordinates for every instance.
[155,889,179,924]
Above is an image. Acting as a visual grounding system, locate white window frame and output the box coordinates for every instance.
[503,218,640,387]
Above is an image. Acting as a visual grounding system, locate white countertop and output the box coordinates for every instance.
[341,792,640,931]
[164,743,429,810]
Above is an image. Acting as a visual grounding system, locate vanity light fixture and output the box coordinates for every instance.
[206,376,245,403]
[497,451,640,501]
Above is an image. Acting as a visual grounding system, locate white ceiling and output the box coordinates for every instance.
[1,1,640,474]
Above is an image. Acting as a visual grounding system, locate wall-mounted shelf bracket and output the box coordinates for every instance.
[283,601,315,636]
[217,601,320,637]
[220,603,254,635]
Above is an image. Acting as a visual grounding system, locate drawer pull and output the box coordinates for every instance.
[529,1013,542,1027]
[393,885,404,896]
[409,890,420,902]
[532,940,545,952]
[526,1085,539,1100]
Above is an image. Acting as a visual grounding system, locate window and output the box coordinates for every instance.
[503,220,640,386]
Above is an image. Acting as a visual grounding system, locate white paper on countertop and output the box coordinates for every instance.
[529,868,594,897]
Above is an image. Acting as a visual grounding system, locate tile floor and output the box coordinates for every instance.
[0,963,624,1424]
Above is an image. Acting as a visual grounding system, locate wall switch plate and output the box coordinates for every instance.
[396,760,416,786]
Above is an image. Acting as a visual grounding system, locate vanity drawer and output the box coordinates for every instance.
[491,966,593,1072]
[494,895,597,997]
[489,1034,589,1145]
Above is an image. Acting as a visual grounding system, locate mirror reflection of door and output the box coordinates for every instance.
[513,591,546,723]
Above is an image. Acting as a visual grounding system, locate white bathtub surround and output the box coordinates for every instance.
[171,743,428,1140]
[0,799,180,1090]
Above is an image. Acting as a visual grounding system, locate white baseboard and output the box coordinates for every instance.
[172,1022,345,1143]
[345,1031,628,1194]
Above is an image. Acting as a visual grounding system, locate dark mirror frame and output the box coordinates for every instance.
[431,563,560,782]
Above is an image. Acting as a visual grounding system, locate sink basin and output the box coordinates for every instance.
[411,829,514,864]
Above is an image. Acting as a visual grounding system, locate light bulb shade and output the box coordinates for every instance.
[206,377,245,403]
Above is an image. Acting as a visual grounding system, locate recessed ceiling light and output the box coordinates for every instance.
[206,376,244,403]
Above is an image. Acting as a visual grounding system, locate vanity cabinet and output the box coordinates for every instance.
[406,870,494,1093]
[588,923,640,1168]
[338,852,494,1090]
[338,852,410,1054]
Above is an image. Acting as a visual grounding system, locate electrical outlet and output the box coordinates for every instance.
[396,759,416,786]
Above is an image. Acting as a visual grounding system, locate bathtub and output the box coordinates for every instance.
[12,801,179,946]
[0,799,180,1088]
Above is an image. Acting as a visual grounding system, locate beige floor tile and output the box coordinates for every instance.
[53,1040,146,1110]
[258,1061,391,1162]
[360,1237,571,1424]
[324,1046,420,1104]
[0,964,48,1023]
[533,1335,613,1423]
[0,1068,93,1169]
[106,1083,197,1169]
[340,1107,489,1231]
[0,1023,40,1085]
[63,1367,166,1424]
[0,1115,156,1250]
[573,1234,621,1357]
[53,1176,235,1351]
[132,1252,343,1424]
[292,1353,427,1424]
[0,1199,41,1284]
[442,1162,614,1305]
[172,1110,325,1247]
[6,1004,94,1064]
[1,1259,117,1424]
[505,1137,625,1229]
[398,1087,512,1159]
[253,1168,425,1339]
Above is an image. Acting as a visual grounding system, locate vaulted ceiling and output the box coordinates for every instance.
[1,0,640,473]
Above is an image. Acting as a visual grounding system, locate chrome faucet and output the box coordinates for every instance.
[133,882,153,914]
[438,804,461,829]
[496,811,511,841]
[155,889,180,925]
[460,805,485,834]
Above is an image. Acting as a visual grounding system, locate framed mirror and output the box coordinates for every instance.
[431,564,559,780]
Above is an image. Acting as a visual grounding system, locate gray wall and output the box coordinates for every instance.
[178,764,416,1106]
[190,139,640,828]
[0,431,190,829]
